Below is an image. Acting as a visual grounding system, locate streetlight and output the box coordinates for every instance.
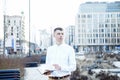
[3,16,6,55]
[28,0,31,56]
[50,27,53,46]
[3,0,6,55]
[38,30,42,47]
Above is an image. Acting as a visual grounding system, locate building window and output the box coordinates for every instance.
[101,29,104,32]
[7,20,10,25]
[111,34,116,37]
[117,14,120,17]
[117,39,120,43]
[11,27,13,31]
[81,19,86,23]
[118,24,120,27]
[118,34,120,37]
[113,29,116,32]
[88,39,90,43]
[105,19,110,23]
[111,14,116,18]
[87,14,92,18]
[103,39,104,43]
[14,20,16,25]
[105,14,110,18]
[111,24,116,27]
[96,34,98,37]
[81,15,86,18]
[105,39,107,43]
[78,15,80,18]
[17,27,19,31]
[93,39,95,43]
[105,24,107,27]
[17,33,19,38]
[112,39,116,43]
[100,39,102,43]
[108,33,110,37]
[99,24,104,28]
[117,34,120,37]
[78,39,80,43]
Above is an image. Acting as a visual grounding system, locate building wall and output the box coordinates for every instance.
[39,29,51,50]
[76,1,120,53]
[65,25,75,46]
[4,15,25,54]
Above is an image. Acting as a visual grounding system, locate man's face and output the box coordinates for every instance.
[54,30,64,43]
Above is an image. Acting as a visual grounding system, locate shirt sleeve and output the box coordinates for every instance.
[46,47,50,64]
[60,47,76,72]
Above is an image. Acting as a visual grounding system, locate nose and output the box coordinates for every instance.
[60,33,64,36]
[60,34,63,37]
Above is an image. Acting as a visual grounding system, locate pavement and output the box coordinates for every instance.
[24,67,48,80]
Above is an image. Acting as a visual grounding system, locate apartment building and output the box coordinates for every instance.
[65,25,80,52]
[75,1,120,53]
[65,26,75,46]
[38,29,50,50]
[4,15,25,54]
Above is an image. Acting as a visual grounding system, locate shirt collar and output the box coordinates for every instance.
[55,42,65,47]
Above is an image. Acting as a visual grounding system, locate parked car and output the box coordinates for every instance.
[87,63,98,70]
[96,54,103,58]
[94,59,102,64]
[76,51,86,60]
[111,50,120,54]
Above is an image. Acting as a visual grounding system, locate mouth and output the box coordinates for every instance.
[59,38,63,40]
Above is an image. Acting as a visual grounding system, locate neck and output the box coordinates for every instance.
[56,41,62,45]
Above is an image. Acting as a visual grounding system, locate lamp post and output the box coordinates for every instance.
[50,27,53,46]
[3,0,6,55]
[28,0,31,56]
[3,16,5,55]
[39,30,42,47]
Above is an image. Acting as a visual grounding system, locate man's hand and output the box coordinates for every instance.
[43,70,52,75]
[53,64,61,70]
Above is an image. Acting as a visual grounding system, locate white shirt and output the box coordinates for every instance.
[46,43,76,72]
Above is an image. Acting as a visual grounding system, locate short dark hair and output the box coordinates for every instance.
[54,27,63,32]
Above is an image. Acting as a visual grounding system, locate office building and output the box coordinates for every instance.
[75,1,120,52]
[65,25,75,46]
[4,15,25,54]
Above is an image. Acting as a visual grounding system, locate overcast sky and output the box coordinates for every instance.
[3,0,115,29]
[0,0,115,40]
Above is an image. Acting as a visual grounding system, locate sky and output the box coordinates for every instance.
[0,0,115,41]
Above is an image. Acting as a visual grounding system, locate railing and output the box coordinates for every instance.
[0,69,20,80]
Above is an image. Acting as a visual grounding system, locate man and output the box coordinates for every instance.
[46,27,76,80]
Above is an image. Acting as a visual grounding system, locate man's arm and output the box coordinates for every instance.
[60,48,76,72]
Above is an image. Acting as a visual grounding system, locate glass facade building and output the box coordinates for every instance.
[75,1,120,52]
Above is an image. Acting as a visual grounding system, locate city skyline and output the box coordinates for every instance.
[0,0,115,40]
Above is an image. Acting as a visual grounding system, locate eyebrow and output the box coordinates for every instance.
[57,33,64,35]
